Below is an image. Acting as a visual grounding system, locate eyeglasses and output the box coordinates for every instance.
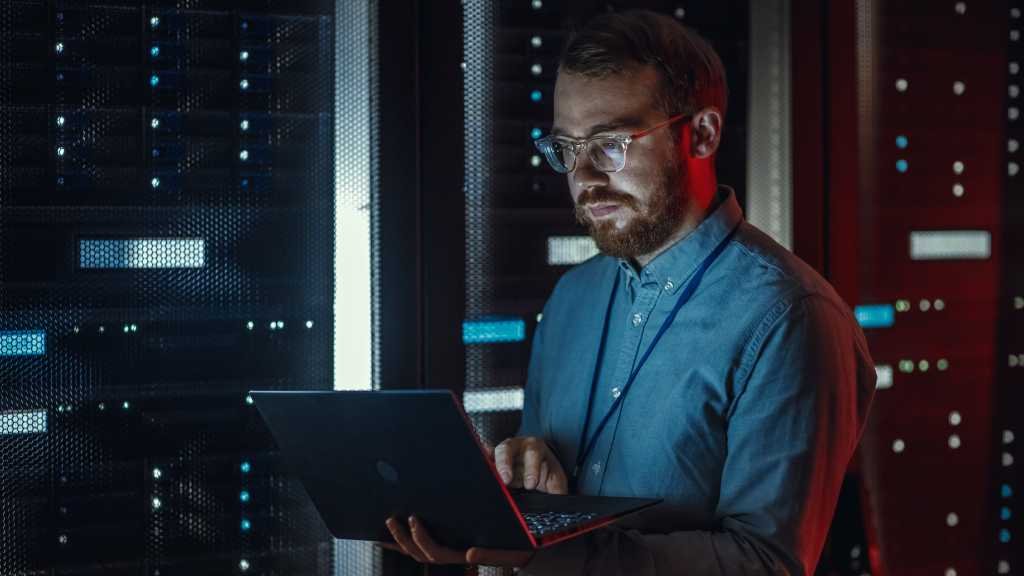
[533,113,690,174]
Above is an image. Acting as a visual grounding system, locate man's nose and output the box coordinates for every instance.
[571,150,609,193]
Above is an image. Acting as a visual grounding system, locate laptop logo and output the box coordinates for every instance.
[376,460,400,485]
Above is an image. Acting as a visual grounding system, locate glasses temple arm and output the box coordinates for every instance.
[630,113,691,138]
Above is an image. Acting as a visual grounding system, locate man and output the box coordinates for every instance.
[384,10,876,574]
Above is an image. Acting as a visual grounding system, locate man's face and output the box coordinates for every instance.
[552,65,687,260]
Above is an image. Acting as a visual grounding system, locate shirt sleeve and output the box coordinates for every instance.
[520,294,876,576]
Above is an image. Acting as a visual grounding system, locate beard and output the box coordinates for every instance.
[574,163,686,260]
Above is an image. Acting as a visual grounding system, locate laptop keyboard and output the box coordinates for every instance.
[522,511,601,537]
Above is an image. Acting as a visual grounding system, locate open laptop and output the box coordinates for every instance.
[250,389,661,549]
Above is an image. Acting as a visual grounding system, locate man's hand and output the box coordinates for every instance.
[376,437,566,566]
[493,436,569,494]
[381,516,535,567]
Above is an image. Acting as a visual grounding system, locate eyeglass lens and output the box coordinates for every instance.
[546,139,626,173]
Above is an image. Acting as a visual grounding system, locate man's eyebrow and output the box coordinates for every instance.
[550,117,644,138]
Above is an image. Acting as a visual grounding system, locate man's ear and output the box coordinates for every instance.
[690,108,723,159]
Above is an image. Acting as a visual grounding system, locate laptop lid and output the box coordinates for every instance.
[250,390,536,550]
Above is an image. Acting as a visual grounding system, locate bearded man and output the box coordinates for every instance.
[384,10,877,575]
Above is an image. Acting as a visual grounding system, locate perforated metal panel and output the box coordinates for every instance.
[1,1,336,574]
[332,0,381,572]
[746,0,793,249]
[849,1,1018,573]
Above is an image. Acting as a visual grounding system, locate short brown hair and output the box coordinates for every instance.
[559,10,728,120]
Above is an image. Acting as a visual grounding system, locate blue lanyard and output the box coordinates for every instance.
[571,223,740,490]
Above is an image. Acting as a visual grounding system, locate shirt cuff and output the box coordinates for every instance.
[517,535,588,576]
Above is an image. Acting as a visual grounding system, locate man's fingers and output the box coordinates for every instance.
[466,547,536,568]
[547,467,569,495]
[494,436,565,491]
[493,438,519,485]
[373,541,403,553]
[482,441,495,461]
[385,517,428,563]
[408,516,462,564]
[521,441,542,490]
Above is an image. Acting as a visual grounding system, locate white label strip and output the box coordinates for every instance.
[875,365,893,390]
[909,230,991,261]
[0,409,47,435]
[547,236,599,266]
[463,388,525,413]
[80,238,206,269]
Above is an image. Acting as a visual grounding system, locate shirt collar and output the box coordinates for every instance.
[616,185,743,294]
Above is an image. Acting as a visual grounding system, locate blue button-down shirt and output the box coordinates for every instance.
[519,187,876,575]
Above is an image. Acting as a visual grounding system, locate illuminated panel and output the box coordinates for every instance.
[0,410,48,435]
[462,318,526,344]
[546,236,598,266]
[909,230,991,261]
[0,330,46,357]
[875,364,893,390]
[334,0,377,393]
[855,304,895,328]
[463,388,524,413]
[79,238,206,269]
[746,0,793,248]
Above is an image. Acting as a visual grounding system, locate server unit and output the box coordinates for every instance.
[0,1,337,574]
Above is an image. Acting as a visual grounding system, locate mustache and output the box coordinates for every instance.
[575,189,639,210]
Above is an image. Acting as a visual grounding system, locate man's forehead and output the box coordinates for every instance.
[552,67,661,136]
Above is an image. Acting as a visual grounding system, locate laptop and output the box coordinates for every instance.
[250,389,661,549]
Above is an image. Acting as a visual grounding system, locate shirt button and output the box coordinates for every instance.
[592,462,602,474]
[631,313,643,327]
[664,280,674,291]
[611,387,621,399]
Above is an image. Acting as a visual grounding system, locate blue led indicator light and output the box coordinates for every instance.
[1001,506,1012,521]
[152,148,160,158]
[463,318,527,344]
[530,127,543,139]
[854,304,895,329]
[0,331,46,357]
[1002,484,1013,498]
[530,90,542,102]
[896,159,908,173]
[150,46,160,57]
[241,519,251,531]
[240,461,251,474]
[896,135,909,149]
[241,178,249,188]
[999,529,1011,543]
[149,74,160,87]
[240,490,251,503]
